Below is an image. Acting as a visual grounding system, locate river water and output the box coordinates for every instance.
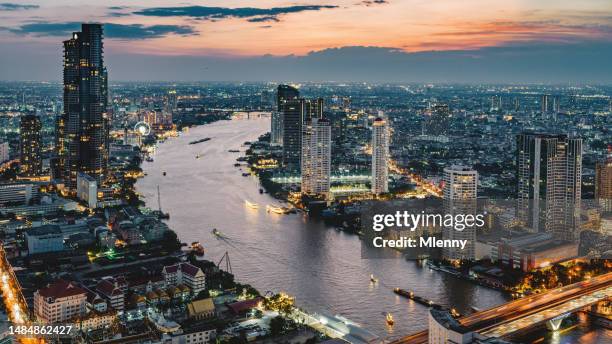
[135,117,604,341]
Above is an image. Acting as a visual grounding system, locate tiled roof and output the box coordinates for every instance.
[38,280,86,299]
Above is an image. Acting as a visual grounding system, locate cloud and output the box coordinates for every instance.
[247,16,280,23]
[361,0,388,6]
[0,3,38,11]
[133,5,338,22]
[7,22,197,39]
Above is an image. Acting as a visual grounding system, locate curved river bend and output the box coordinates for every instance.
[136,117,511,339]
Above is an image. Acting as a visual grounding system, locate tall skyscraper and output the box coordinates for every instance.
[442,166,478,260]
[276,84,299,111]
[371,117,389,195]
[516,133,582,240]
[19,114,42,177]
[541,94,550,113]
[282,98,324,170]
[301,118,331,197]
[59,23,109,190]
[595,158,612,213]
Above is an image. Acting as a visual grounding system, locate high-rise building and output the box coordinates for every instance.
[19,114,42,177]
[552,96,560,114]
[270,111,283,146]
[276,84,299,111]
[282,98,324,170]
[516,133,582,240]
[442,166,478,260]
[541,94,550,113]
[59,23,109,190]
[371,117,389,195]
[301,118,331,197]
[0,142,9,164]
[427,104,450,136]
[595,158,612,213]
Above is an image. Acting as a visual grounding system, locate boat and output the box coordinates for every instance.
[212,228,221,237]
[188,137,211,145]
[196,154,201,159]
[259,188,264,194]
[386,313,394,326]
[245,200,259,209]
[190,242,205,256]
[266,205,287,214]
[228,149,240,153]
[145,157,154,162]
[162,171,167,176]
[370,274,378,283]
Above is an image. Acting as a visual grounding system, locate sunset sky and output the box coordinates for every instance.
[1,1,611,82]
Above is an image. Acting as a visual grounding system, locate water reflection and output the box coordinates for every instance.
[137,117,512,339]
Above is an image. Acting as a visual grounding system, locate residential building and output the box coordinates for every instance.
[0,182,40,205]
[162,263,206,294]
[77,172,98,209]
[0,142,8,163]
[371,116,389,195]
[516,133,582,240]
[96,277,126,312]
[301,118,331,197]
[19,114,42,177]
[34,280,87,324]
[443,166,478,260]
[595,158,612,213]
[59,23,109,191]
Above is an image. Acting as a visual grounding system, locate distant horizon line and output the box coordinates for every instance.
[1,80,611,87]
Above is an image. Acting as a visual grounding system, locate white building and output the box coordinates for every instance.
[0,142,8,163]
[371,116,389,195]
[34,280,87,324]
[96,277,126,312]
[0,182,39,205]
[301,118,331,197]
[443,165,478,260]
[162,263,206,295]
[77,172,98,209]
[25,224,64,254]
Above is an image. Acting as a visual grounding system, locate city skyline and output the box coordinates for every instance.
[0,1,611,82]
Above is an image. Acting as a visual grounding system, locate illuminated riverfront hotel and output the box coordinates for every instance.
[19,114,42,177]
[371,116,389,195]
[301,118,331,197]
[57,23,109,190]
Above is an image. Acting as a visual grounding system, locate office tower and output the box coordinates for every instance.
[167,90,178,112]
[427,104,450,135]
[552,96,560,114]
[301,118,331,197]
[276,84,299,111]
[595,158,612,213]
[541,94,550,113]
[270,111,283,146]
[490,96,501,111]
[59,23,109,190]
[282,98,324,169]
[19,114,42,177]
[0,142,8,164]
[516,133,582,240]
[371,117,389,195]
[442,166,478,260]
[514,98,520,112]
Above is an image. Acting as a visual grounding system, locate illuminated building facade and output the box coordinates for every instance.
[19,114,42,177]
[443,165,477,260]
[301,118,331,197]
[371,116,389,195]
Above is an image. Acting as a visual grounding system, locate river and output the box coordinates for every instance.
[135,116,604,341]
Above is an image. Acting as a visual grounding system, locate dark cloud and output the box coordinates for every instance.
[107,12,131,18]
[247,16,280,23]
[133,5,338,22]
[361,0,388,6]
[0,3,38,11]
[7,22,197,39]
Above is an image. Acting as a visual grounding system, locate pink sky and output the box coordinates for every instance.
[1,0,611,56]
